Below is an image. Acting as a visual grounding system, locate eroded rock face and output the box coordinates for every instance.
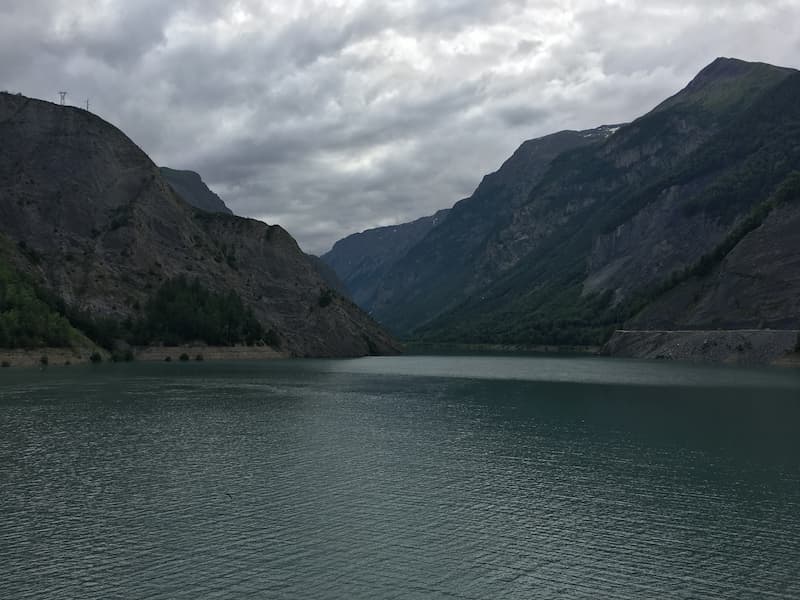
[629,202,800,331]
[584,182,729,303]
[0,92,399,357]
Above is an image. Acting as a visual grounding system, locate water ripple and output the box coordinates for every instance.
[1,358,799,599]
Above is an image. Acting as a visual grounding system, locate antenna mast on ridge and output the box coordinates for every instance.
[58,91,67,105]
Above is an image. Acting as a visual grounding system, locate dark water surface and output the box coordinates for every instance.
[1,356,799,599]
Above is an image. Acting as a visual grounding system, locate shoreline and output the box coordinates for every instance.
[602,329,800,366]
[4,335,798,369]
[403,342,601,355]
[0,344,289,369]
[135,345,289,362]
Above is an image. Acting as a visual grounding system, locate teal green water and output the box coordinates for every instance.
[1,356,799,598]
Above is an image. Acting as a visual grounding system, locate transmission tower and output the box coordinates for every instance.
[85,98,90,112]
[58,91,67,105]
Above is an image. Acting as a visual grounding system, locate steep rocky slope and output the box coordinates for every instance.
[322,208,450,307]
[305,253,349,296]
[157,165,349,301]
[328,125,621,328]
[325,58,800,350]
[0,92,398,357]
[628,174,800,331]
[159,167,233,214]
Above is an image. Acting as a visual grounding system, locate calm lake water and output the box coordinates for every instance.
[1,355,799,599]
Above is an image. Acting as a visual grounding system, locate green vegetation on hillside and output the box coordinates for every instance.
[654,58,793,115]
[68,277,270,349]
[0,244,273,351]
[0,253,75,348]
[141,276,265,346]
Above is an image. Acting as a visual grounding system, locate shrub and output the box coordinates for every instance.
[264,329,281,348]
[89,352,102,363]
[39,355,48,366]
[179,353,189,361]
[318,289,334,308]
[164,356,172,362]
[1,360,10,368]
[111,348,135,362]
[195,353,204,361]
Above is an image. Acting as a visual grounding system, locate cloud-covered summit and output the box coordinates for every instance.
[2,1,799,253]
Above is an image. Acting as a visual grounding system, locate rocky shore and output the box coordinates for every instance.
[404,342,600,355]
[135,345,288,362]
[0,347,96,368]
[603,329,800,365]
[0,345,289,368]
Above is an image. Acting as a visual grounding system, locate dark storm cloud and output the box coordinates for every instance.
[1,1,799,253]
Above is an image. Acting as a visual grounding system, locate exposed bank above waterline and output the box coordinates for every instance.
[0,345,289,368]
[603,329,800,365]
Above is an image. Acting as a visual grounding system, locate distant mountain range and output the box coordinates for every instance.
[0,92,398,357]
[322,58,800,355]
[324,208,451,308]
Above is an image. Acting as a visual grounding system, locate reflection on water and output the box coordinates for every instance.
[1,357,799,599]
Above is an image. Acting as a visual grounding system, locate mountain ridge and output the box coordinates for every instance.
[323,57,800,357]
[0,91,399,357]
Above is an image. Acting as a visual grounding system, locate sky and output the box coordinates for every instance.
[1,1,799,254]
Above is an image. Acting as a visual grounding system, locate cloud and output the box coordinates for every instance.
[1,0,799,253]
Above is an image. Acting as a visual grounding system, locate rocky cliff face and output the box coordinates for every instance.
[0,92,398,357]
[159,167,233,215]
[324,58,800,350]
[321,208,450,308]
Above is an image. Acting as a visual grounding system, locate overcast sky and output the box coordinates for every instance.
[2,1,799,253]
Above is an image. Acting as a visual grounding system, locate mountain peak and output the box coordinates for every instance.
[654,57,796,115]
[689,57,790,88]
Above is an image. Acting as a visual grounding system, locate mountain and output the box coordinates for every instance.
[0,92,398,357]
[323,124,624,329]
[322,208,450,307]
[625,172,800,331]
[324,58,800,355]
[156,167,350,304]
[305,253,349,296]
[159,167,233,215]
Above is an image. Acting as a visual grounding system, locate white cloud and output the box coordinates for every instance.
[1,0,799,253]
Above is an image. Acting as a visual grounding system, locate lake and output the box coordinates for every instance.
[1,355,799,599]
